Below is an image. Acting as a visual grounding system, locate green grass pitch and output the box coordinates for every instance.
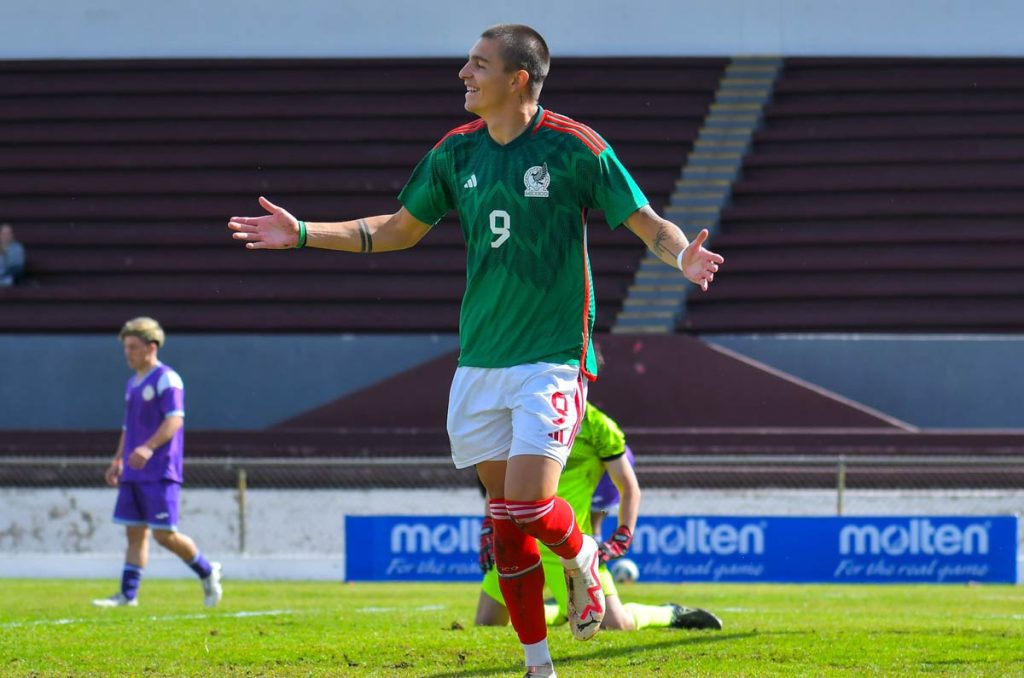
[2,579,1022,676]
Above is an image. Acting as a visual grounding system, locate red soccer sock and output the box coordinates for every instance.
[490,498,547,645]
[506,496,583,560]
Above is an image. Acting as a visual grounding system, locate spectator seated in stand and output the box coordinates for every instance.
[0,223,25,286]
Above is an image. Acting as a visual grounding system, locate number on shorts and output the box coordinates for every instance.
[551,391,569,426]
[489,210,511,248]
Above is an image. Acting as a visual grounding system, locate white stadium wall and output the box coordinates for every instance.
[3,487,1021,580]
[2,0,1024,59]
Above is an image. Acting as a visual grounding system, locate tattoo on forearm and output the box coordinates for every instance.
[652,225,673,259]
[357,219,373,253]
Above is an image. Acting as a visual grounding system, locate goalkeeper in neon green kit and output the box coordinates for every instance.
[476,402,723,632]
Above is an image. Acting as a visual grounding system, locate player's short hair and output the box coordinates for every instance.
[119,316,165,347]
[480,24,550,99]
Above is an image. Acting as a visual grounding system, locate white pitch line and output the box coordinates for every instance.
[975,613,1024,621]
[0,608,296,629]
[358,604,446,613]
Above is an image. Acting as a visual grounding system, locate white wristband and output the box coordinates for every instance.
[676,250,685,271]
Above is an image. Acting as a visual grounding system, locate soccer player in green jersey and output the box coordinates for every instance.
[476,403,723,633]
[229,24,723,678]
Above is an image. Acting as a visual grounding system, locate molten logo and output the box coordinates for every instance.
[839,519,990,556]
[390,519,480,555]
[632,519,765,556]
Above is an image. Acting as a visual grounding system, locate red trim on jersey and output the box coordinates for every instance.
[539,112,607,156]
[532,109,549,134]
[579,209,597,382]
[540,119,604,156]
[566,372,586,447]
[545,111,607,151]
[432,119,486,149]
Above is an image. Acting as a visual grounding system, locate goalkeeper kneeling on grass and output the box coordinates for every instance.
[476,403,722,632]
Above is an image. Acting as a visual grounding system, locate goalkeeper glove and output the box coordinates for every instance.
[479,516,495,572]
[598,525,633,563]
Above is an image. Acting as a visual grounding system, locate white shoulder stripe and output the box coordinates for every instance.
[157,370,184,394]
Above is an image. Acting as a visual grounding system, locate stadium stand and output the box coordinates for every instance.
[683,57,1024,334]
[5,58,1022,489]
[0,57,726,332]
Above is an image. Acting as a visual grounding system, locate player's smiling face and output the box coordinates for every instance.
[459,38,514,116]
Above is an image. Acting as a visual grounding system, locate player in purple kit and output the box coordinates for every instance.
[92,317,223,608]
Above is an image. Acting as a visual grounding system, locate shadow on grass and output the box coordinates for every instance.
[420,631,758,678]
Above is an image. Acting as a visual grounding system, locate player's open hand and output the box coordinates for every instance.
[680,229,724,292]
[128,445,153,470]
[228,196,301,250]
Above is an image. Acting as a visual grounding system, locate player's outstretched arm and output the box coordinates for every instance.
[228,197,432,253]
[624,205,724,292]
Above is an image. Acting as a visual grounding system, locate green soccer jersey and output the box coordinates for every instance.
[557,403,627,534]
[398,106,648,378]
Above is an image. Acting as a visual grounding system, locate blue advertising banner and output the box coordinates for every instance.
[344,515,1019,584]
[346,516,484,582]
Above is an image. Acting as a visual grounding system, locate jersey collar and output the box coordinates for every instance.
[484,105,545,151]
[132,361,162,386]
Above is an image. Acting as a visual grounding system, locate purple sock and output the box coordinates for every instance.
[121,564,143,600]
[187,551,213,579]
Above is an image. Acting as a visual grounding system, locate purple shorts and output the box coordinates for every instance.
[113,480,180,531]
[591,474,621,513]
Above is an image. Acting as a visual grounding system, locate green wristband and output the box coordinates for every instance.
[296,220,307,249]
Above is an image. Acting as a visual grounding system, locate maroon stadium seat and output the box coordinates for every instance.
[0,57,725,332]
[683,57,1024,334]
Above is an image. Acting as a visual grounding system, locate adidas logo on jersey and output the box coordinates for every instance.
[464,174,478,189]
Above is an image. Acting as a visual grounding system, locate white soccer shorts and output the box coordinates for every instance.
[447,362,586,469]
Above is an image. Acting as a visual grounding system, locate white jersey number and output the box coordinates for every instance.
[489,210,511,249]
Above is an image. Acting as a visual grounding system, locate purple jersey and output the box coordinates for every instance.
[121,363,185,483]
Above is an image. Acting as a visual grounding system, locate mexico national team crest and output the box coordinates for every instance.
[524,163,550,198]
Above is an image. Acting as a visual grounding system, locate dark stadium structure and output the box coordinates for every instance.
[3,57,1024,490]
[684,58,1024,333]
[0,57,724,332]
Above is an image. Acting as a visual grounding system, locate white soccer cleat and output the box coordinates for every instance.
[524,662,556,677]
[202,561,223,608]
[563,534,605,641]
[92,593,138,608]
